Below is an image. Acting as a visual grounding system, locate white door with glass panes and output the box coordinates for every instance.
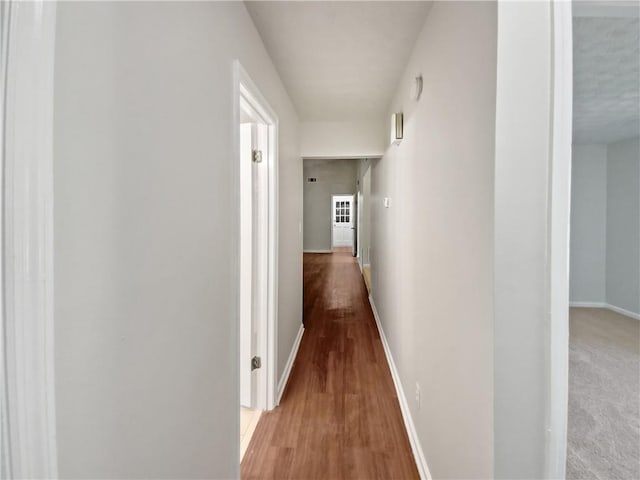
[332,195,354,248]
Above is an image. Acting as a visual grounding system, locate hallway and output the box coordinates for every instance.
[241,250,418,479]
[6,2,582,478]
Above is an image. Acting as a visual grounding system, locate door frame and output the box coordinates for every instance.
[357,190,363,269]
[233,61,279,412]
[330,194,355,250]
[1,1,58,477]
[546,1,572,478]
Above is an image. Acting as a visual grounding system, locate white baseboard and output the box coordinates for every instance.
[569,301,605,308]
[368,295,432,480]
[570,302,640,320]
[605,304,640,320]
[303,249,332,254]
[276,324,305,404]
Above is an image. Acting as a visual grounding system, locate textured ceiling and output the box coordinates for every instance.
[573,16,640,144]
[245,1,432,122]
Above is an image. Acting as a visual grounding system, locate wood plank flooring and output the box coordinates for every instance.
[241,249,419,479]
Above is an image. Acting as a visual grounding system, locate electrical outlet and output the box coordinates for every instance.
[415,382,421,410]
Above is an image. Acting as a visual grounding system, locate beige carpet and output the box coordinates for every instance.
[567,307,640,480]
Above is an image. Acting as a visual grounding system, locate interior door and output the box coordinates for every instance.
[352,194,358,257]
[357,191,363,259]
[332,195,354,248]
[240,123,254,408]
[240,119,268,409]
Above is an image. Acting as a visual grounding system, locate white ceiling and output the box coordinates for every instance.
[573,15,640,144]
[245,1,432,122]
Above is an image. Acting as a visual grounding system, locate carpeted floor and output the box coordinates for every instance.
[567,307,640,480]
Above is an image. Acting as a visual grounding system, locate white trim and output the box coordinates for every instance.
[303,249,332,254]
[605,304,640,321]
[357,190,362,262]
[368,295,431,480]
[276,324,304,405]
[302,155,383,161]
[239,123,252,409]
[545,2,572,479]
[569,301,605,308]
[569,302,640,320]
[233,61,279,411]
[1,1,58,478]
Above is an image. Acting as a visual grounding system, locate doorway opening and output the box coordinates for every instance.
[566,5,639,479]
[234,61,279,462]
[331,194,355,253]
[356,160,372,292]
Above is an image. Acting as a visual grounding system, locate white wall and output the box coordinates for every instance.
[53,3,302,478]
[494,2,555,478]
[370,2,497,477]
[570,144,608,303]
[606,137,640,315]
[300,121,386,159]
[569,138,640,317]
[303,159,358,251]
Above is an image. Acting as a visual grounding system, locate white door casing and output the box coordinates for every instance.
[234,60,279,413]
[1,1,58,478]
[239,123,253,408]
[332,195,354,248]
[545,1,572,478]
[357,191,363,267]
[352,195,358,257]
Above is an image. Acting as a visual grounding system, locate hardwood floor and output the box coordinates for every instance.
[241,250,419,479]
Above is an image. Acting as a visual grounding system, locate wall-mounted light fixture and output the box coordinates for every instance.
[390,112,403,146]
[411,75,423,101]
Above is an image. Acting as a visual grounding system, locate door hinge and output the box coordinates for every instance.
[252,149,263,163]
[251,356,262,371]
